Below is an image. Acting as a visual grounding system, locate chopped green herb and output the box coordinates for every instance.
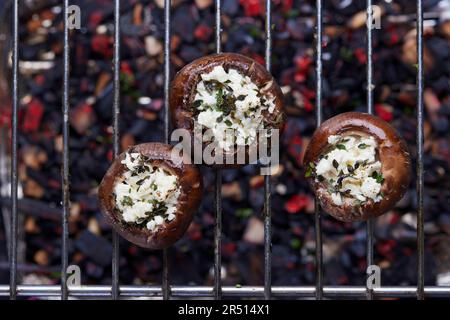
[204,80,220,92]
[358,143,367,149]
[222,95,235,115]
[136,177,148,186]
[121,196,133,207]
[305,166,313,178]
[371,171,384,184]
[332,159,339,169]
[224,119,233,126]
[336,144,346,150]
[305,162,315,178]
[215,88,224,107]
[193,100,202,109]
[336,175,349,188]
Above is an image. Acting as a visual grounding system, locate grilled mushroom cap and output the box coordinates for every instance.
[98,143,203,249]
[303,112,411,222]
[170,52,284,168]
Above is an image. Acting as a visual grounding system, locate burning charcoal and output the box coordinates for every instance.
[195,0,213,10]
[223,0,239,15]
[172,4,196,42]
[349,240,365,258]
[221,182,243,201]
[284,194,311,214]
[144,36,163,56]
[24,216,40,234]
[194,24,213,42]
[95,212,112,232]
[431,76,450,95]
[441,19,450,40]
[136,109,158,121]
[326,258,350,285]
[243,217,264,244]
[23,179,45,199]
[249,188,264,209]
[75,230,112,267]
[88,217,101,236]
[433,117,449,133]
[286,19,307,40]
[154,0,165,8]
[178,44,203,63]
[70,101,97,135]
[95,72,112,96]
[240,0,263,17]
[347,6,384,30]
[395,190,412,209]
[249,175,264,188]
[402,31,434,70]
[85,261,104,279]
[222,169,240,182]
[339,250,352,268]
[121,132,136,151]
[21,145,47,170]
[34,249,50,266]
[22,98,45,132]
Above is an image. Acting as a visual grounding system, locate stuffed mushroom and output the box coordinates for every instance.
[303,112,411,222]
[170,53,284,168]
[98,143,202,249]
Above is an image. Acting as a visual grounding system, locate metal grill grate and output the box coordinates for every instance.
[1,0,446,300]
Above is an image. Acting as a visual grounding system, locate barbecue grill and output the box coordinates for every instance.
[0,0,448,300]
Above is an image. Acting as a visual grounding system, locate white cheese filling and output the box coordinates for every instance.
[114,152,180,231]
[313,134,384,206]
[193,65,276,151]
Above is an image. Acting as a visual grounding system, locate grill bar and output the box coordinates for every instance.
[111,0,121,301]
[416,0,425,301]
[213,0,222,301]
[162,0,172,301]
[314,0,324,300]
[9,0,19,301]
[365,0,374,301]
[214,169,222,300]
[215,0,222,53]
[61,0,71,301]
[263,0,272,301]
[1,285,449,298]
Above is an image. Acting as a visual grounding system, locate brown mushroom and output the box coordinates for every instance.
[98,142,203,249]
[170,53,284,168]
[303,112,411,222]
